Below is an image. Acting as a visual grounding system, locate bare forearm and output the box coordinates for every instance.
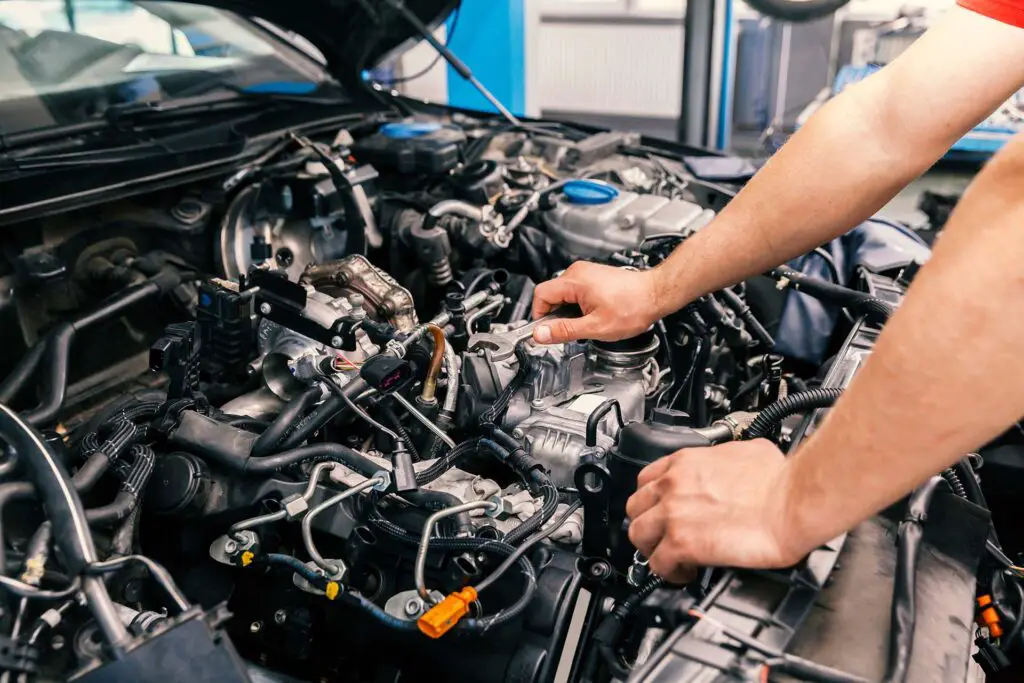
[785,135,1024,548]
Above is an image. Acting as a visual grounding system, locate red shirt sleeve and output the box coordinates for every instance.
[958,0,1024,29]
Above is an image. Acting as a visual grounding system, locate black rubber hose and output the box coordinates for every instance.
[244,442,382,477]
[415,438,478,485]
[70,392,164,450]
[0,343,46,404]
[169,411,259,470]
[744,388,845,440]
[481,342,531,426]
[381,403,420,461]
[86,445,154,526]
[586,400,624,448]
[612,576,665,622]
[883,476,945,683]
[0,402,131,653]
[14,279,167,427]
[717,288,775,348]
[277,378,369,451]
[941,469,967,499]
[771,266,894,323]
[504,478,558,546]
[689,334,711,428]
[251,385,322,457]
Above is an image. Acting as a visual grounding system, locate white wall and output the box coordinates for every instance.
[535,20,684,118]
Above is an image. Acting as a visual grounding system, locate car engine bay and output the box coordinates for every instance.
[0,110,1015,683]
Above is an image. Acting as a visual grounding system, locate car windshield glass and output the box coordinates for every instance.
[0,0,344,137]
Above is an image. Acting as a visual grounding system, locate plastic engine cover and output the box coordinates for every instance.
[542,180,714,258]
[351,121,466,175]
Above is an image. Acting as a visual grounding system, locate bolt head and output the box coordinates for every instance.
[404,599,422,617]
[274,609,287,625]
[259,302,272,315]
[51,635,65,651]
[250,621,262,633]
[223,540,238,554]
[331,336,344,348]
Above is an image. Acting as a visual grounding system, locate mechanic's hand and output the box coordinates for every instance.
[532,262,664,344]
[625,440,807,583]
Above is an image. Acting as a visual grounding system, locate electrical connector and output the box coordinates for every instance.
[977,595,1004,638]
[417,587,477,639]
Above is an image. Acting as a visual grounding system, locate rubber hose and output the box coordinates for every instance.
[0,343,46,404]
[883,476,944,683]
[251,385,322,457]
[71,394,164,450]
[0,482,35,577]
[504,480,558,546]
[772,266,894,323]
[416,439,478,485]
[717,288,775,348]
[86,445,154,526]
[744,388,844,440]
[612,576,665,621]
[169,411,259,469]
[276,378,368,451]
[381,404,420,461]
[481,342,531,426]
[586,400,624,448]
[0,402,131,654]
[941,469,967,500]
[245,443,382,477]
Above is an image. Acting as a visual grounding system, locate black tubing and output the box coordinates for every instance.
[941,469,967,499]
[612,576,665,622]
[415,439,478,485]
[0,482,35,577]
[0,401,131,653]
[86,445,154,526]
[244,443,381,477]
[0,343,46,404]
[744,388,844,440]
[717,288,775,348]
[883,476,945,683]
[251,385,322,457]
[381,403,420,461]
[169,411,259,470]
[9,279,167,426]
[481,342,531,426]
[277,378,369,451]
[772,266,894,323]
[586,400,625,448]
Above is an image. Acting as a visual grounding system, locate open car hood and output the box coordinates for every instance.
[193,0,458,82]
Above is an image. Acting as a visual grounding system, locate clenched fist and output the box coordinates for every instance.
[626,440,808,583]
[531,262,665,344]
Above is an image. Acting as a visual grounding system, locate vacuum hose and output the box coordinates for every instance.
[744,388,844,440]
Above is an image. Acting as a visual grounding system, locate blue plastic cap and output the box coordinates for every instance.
[562,180,620,205]
[379,122,443,139]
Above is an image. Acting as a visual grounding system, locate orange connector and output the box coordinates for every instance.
[417,587,477,639]
[977,595,1004,638]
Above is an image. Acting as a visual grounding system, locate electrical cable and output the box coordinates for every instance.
[744,388,844,440]
[475,500,582,594]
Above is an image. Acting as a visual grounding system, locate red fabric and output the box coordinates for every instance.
[958,0,1024,29]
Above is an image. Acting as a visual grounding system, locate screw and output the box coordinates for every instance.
[274,609,287,625]
[223,539,238,555]
[250,621,262,633]
[259,302,272,315]
[589,561,611,579]
[404,599,421,617]
[51,635,65,651]
[331,336,343,348]
[512,428,524,439]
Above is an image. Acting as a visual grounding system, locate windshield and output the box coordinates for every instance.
[0,0,343,136]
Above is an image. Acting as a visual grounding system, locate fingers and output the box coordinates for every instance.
[648,542,697,585]
[531,275,577,320]
[627,507,666,557]
[625,482,660,520]
[637,455,674,488]
[535,315,599,344]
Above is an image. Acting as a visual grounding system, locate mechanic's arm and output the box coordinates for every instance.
[625,132,1024,577]
[533,6,1024,344]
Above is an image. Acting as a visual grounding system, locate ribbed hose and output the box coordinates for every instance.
[416,439,478,486]
[941,469,967,499]
[381,404,420,461]
[744,388,844,440]
[85,445,155,526]
[481,342,531,426]
[772,265,895,323]
[612,576,665,622]
[504,481,558,546]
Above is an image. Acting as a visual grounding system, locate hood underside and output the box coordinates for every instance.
[192,0,459,82]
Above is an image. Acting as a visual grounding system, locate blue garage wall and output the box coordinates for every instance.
[446,0,526,117]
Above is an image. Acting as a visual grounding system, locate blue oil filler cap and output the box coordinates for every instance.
[562,179,620,205]
[379,122,443,139]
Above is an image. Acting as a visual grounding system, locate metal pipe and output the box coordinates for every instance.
[424,290,492,333]
[391,393,456,450]
[427,199,486,224]
[302,477,384,578]
[86,555,190,614]
[442,343,459,415]
[415,500,497,602]
[466,296,505,334]
[230,462,337,536]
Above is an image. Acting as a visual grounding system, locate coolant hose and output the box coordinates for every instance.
[276,377,370,451]
[883,476,945,683]
[3,278,169,426]
[415,439,478,485]
[250,385,322,457]
[85,445,155,526]
[744,388,844,440]
[717,288,775,348]
[772,265,895,323]
[421,324,446,403]
[0,402,131,655]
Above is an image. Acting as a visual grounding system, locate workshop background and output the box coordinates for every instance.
[377,0,1019,229]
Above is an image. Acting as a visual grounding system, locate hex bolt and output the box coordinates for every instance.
[223,539,238,555]
[259,302,272,315]
[274,609,287,625]
[250,621,263,633]
[404,599,421,617]
[331,336,344,348]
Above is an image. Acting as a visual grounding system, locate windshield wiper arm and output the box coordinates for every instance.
[103,87,348,125]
